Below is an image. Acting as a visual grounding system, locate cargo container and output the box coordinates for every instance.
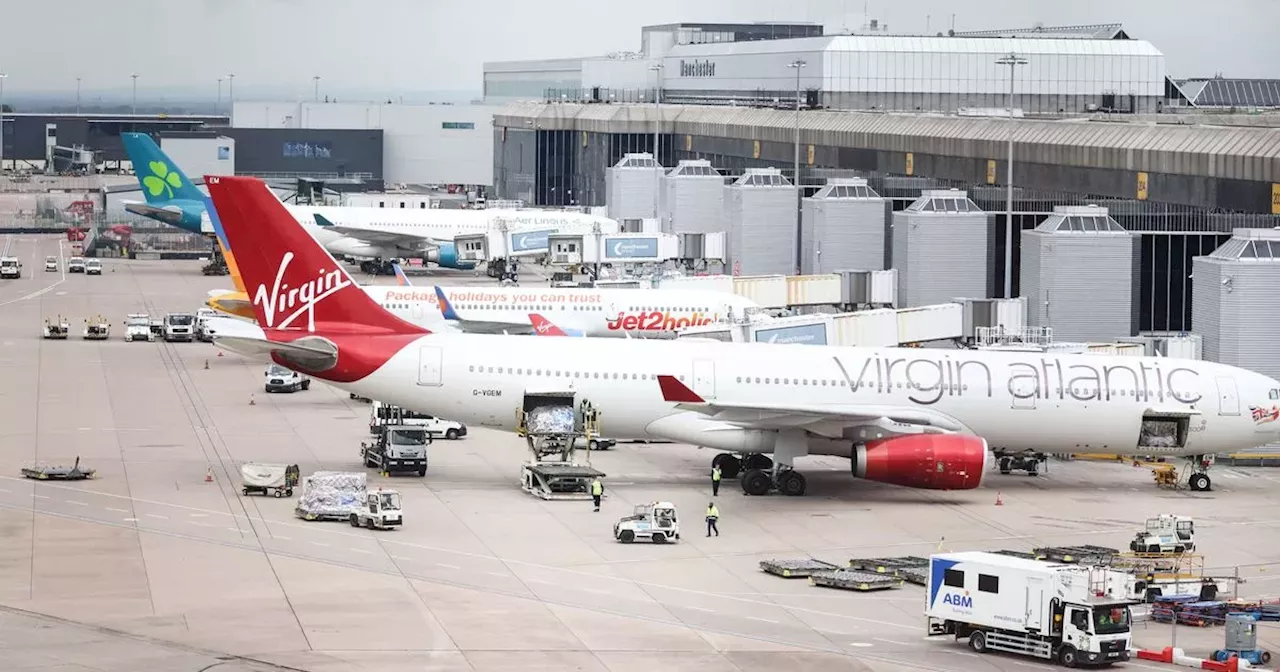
[732,275,788,308]
[831,309,899,347]
[897,303,964,344]
[785,274,843,306]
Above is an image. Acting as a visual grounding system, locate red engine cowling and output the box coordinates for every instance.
[853,434,990,490]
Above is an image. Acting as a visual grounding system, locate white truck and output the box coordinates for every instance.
[614,502,680,543]
[926,552,1134,668]
[195,308,219,342]
[0,257,21,279]
[361,424,429,476]
[264,363,311,393]
[44,256,58,272]
[369,400,467,440]
[163,312,197,342]
[348,488,403,530]
[84,259,102,275]
[123,314,155,342]
[1129,514,1195,554]
[67,256,86,273]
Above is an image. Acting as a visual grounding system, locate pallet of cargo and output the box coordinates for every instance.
[897,566,929,586]
[809,569,903,592]
[759,558,842,578]
[1033,545,1119,565]
[848,555,929,575]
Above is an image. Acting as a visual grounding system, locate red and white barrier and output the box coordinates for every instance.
[1135,647,1268,672]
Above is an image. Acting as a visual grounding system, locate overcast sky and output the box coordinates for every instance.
[1,0,1276,98]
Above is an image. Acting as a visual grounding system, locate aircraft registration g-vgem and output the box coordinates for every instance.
[201,174,1280,497]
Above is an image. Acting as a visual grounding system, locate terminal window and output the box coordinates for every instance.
[283,141,332,159]
[978,574,999,593]
[944,568,965,588]
[442,122,475,130]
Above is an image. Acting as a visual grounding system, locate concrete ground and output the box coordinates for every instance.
[2,233,1280,671]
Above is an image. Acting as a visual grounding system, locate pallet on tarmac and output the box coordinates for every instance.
[759,558,842,578]
[848,555,930,575]
[809,569,903,592]
[1034,545,1119,565]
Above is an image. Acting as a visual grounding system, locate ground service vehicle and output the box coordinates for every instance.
[368,400,466,440]
[239,463,300,498]
[296,471,366,521]
[264,363,311,392]
[195,308,219,341]
[927,552,1134,667]
[43,316,69,339]
[0,257,20,278]
[67,257,86,273]
[123,314,154,342]
[361,424,429,476]
[1129,514,1195,554]
[348,489,403,529]
[44,256,57,272]
[163,312,196,342]
[83,315,109,340]
[84,259,102,275]
[614,501,680,543]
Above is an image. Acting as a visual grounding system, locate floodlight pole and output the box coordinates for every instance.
[997,52,1027,299]
[788,59,807,275]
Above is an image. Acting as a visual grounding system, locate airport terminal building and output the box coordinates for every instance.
[485,22,1280,334]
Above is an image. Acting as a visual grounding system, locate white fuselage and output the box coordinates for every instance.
[224,329,1280,459]
[285,206,616,260]
[368,285,759,337]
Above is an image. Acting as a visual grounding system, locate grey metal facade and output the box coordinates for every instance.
[493,126,537,204]
[800,178,887,275]
[0,113,228,163]
[1192,229,1280,381]
[1020,206,1138,342]
[606,153,662,221]
[893,190,990,308]
[659,159,724,235]
[724,168,797,276]
[221,128,383,179]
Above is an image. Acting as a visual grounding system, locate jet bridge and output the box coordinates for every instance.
[514,391,605,500]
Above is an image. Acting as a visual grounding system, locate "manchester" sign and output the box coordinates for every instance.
[680,59,716,77]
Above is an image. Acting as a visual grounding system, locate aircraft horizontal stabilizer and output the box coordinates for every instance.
[314,214,444,250]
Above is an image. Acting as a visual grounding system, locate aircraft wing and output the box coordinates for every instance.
[655,375,968,440]
[433,286,534,335]
[122,201,187,227]
[313,214,448,250]
[204,318,339,369]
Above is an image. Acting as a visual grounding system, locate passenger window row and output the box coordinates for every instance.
[467,364,685,383]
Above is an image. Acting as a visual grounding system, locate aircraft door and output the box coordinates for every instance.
[1010,378,1037,410]
[692,359,716,399]
[416,345,443,387]
[1215,376,1240,416]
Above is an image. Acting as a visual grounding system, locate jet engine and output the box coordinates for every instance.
[852,434,990,490]
[424,242,476,271]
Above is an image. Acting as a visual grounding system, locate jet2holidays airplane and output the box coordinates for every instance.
[200,174,1280,497]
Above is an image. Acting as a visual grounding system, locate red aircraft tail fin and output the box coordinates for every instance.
[203,175,427,335]
[529,313,569,336]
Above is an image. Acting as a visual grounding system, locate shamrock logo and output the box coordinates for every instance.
[142,161,182,199]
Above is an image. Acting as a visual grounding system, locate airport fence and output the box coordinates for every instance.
[0,215,212,255]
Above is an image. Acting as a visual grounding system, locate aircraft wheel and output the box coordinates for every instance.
[1189,473,1211,491]
[742,469,772,496]
[712,453,741,479]
[778,470,807,497]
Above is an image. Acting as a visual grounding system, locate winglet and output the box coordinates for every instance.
[392,263,412,287]
[657,375,705,404]
[529,313,568,336]
[433,286,460,321]
[314,214,334,227]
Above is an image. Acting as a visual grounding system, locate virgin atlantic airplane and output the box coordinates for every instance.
[200,175,1280,497]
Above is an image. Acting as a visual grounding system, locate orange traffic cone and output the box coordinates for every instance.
[204,359,209,370]
[217,351,223,357]
[994,491,1004,506]
[205,467,214,483]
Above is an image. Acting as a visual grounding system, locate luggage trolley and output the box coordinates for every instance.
[240,463,300,498]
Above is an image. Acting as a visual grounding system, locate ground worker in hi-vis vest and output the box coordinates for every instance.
[705,502,720,537]
[711,465,722,496]
[591,477,603,512]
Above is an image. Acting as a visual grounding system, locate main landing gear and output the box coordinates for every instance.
[1181,455,1213,492]
[711,430,811,497]
[359,259,399,276]
[995,450,1047,477]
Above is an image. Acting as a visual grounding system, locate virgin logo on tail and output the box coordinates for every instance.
[529,313,567,336]
[253,251,352,331]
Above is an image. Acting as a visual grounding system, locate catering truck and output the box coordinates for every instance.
[925,552,1134,667]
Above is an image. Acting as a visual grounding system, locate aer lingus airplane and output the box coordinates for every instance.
[201,174,1280,496]
[118,132,476,271]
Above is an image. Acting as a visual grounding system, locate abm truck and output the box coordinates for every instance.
[925,551,1134,668]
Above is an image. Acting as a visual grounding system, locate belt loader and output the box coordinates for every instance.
[926,551,1135,667]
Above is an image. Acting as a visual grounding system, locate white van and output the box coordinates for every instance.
[264,364,311,393]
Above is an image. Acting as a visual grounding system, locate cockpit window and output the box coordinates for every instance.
[1271,389,1279,400]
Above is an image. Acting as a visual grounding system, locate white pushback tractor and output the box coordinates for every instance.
[1129,514,1195,554]
[926,552,1135,668]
